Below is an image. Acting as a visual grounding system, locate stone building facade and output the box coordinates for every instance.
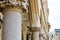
[49,29,60,40]
[0,0,50,40]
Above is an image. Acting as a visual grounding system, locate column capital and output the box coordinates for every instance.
[0,0,29,13]
[30,27,40,32]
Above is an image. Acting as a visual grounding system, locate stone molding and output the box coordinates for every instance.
[30,27,40,32]
[3,6,23,14]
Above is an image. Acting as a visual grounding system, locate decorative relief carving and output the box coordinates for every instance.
[9,0,21,5]
[21,0,29,13]
[0,0,29,13]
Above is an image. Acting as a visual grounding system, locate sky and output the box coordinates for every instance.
[48,0,60,32]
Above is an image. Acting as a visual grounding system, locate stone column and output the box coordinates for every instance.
[30,27,40,40]
[30,13,40,40]
[29,0,41,40]
[2,7,22,40]
[29,9,40,40]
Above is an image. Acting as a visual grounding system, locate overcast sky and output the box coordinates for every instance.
[48,0,60,32]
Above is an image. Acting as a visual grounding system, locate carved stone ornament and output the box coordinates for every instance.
[9,0,21,5]
[0,0,29,13]
[21,0,29,12]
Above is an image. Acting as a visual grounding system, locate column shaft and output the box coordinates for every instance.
[32,32,39,40]
[3,8,22,40]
